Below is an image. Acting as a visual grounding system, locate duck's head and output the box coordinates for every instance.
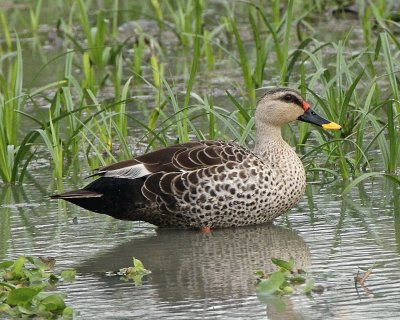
[255,87,341,130]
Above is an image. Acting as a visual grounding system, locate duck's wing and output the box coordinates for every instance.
[93,140,249,180]
[138,140,255,213]
[51,140,255,224]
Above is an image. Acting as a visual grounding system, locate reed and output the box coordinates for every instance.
[0,10,12,54]
[36,97,64,179]
[0,38,24,183]
[28,0,42,49]
[0,0,398,195]
[76,0,109,68]
[181,0,203,142]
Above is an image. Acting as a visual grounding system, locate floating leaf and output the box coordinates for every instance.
[41,294,66,311]
[256,271,285,295]
[0,261,13,269]
[133,274,144,286]
[62,306,74,319]
[49,274,59,285]
[27,269,46,285]
[0,303,11,313]
[289,275,306,284]
[16,304,36,315]
[133,258,145,271]
[303,279,315,294]
[254,270,265,278]
[2,271,14,281]
[118,257,150,284]
[0,256,74,317]
[282,286,294,294]
[7,287,38,305]
[11,256,25,278]
[61,269,76,282]
[0,281,16,290]
[257,294,286,312]
[271,257,294,271]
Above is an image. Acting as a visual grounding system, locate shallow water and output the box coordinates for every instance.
[2,2,400,319]
[2,170,400,319]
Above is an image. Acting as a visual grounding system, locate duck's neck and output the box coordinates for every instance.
[254,123,289,156]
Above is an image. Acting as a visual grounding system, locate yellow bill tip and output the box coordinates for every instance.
[322,122,341,130]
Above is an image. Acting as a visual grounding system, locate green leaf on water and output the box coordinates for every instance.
[0,281,16,290]
[254,270,265,278]
[118,257,151,284]
[26,256,49,271]
[256,271,285,295]
[48,274,59,285]
[257,293,286,312]
[62,306,74,319]
[133,274,144,286]
[303,278,315,294]
[27,269,46,285]
[133,258,146,271]
[0,303,11,313]
[133,258,151,276]
[11,256,25,278]
[282,286,294,294]
[271,257,294,271]
[0,261,13,269]
[40,294,66,311]
[16,304,36,315]
[61,269,76,282]
[7,287,38,305]
[289,275,306,284]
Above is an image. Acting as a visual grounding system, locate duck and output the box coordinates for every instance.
[52,87,341,229]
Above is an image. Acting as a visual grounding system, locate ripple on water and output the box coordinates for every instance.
[2,176,400,319]
[283,182,400,320]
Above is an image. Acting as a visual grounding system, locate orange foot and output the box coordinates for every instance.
[200,226,212,233]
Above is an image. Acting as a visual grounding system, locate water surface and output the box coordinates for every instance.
[2,2,400,319]
[2,172,400,319]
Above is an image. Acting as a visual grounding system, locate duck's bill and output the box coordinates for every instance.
[298,108,341,130]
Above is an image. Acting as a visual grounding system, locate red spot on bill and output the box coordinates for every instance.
[302,101,310,111]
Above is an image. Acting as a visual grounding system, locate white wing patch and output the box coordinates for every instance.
[103,163,151,179]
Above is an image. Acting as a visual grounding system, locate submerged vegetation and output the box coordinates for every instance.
[0,0,399,189]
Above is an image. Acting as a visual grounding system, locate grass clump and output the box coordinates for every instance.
[0,0,399,193]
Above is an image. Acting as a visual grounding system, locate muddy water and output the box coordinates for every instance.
[2,170,400,319]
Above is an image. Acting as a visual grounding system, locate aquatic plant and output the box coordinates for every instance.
[0,0,398,192]
[255,257,321,311]
[255,257,316,296]
[118,257,151,285]
[105,257,151,285]
[0,256,75,319]
[0,38,24,183]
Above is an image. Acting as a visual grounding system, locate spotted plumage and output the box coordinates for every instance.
[52,88,341,229]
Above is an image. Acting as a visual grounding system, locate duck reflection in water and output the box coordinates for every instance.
[77,224,310,318]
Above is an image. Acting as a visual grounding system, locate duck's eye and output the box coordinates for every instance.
[283,94,294,102]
